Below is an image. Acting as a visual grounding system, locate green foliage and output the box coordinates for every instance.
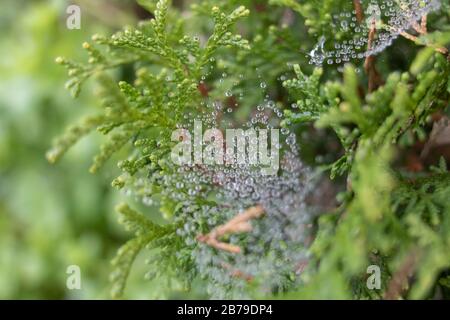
[51,0,255,298]
[49,0,450,299]
[284,44,450,299]
[111,203,180,298]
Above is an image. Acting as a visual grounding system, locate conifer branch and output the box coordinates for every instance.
[48,0,450,299]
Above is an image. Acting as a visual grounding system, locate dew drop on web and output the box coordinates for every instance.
[130,60,319,297]
[308,0,441,66]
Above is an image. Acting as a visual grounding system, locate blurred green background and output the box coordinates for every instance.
[0,0,165,299]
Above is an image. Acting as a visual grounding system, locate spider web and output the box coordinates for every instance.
[309,0,441,66]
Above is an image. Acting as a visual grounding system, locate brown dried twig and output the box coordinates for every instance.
[197,205,265,254]
[220,262,254,282]
[400,14,449,60]
[353,0,383,92]
[411,15,427,35]
[384,250,420,300]
[353,0,364,24]
[364,19,384,92]
[400,31,449,56]
[420,15,428,34]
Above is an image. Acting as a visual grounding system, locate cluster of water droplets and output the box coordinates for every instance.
[123,63,318,297]
[309,0,441,66]
[173,69,317,297]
